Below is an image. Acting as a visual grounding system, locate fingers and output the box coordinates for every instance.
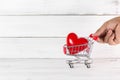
[93,17,120,45]
[104,30,112,43]
[93,23,107,43]
[94,23,107,36]
[114,24,120,44]
[95,29,116,45]
[98,29,116,45]
[97,30,116,45]
[108,33,116,45]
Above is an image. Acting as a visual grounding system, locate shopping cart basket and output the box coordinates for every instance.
[63,34,98,68]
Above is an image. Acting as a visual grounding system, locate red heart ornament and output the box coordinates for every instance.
[67,33,78,46]
[77,37,88,52]
[64,33,88,55]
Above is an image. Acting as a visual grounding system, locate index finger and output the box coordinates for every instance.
[94,23,107,36]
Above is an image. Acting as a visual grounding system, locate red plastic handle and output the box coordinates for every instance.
[89,34,98,41]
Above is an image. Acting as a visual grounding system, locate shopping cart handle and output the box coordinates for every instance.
[89,34,98,41]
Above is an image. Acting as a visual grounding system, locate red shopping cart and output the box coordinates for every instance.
[63,33,98,68]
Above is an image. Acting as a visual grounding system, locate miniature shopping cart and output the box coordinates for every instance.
[63,34,97,68]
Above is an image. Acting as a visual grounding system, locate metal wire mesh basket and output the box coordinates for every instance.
[63,37,95,68]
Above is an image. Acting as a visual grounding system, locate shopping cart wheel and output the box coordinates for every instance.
[85,60,91,68]
[86,63,91,68]
[69,63,74,68]
[66,60,74,68]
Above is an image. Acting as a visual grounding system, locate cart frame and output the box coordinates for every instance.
[63,37,94,68]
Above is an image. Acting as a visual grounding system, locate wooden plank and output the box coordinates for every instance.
[0,16,117,37]
[0,0,117,15]
[0,38,120,58]
[117,0,120,13]
[0,58,120,80]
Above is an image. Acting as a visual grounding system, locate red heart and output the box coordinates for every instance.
[77,37,88,52]
[67,33,78,46]
[64,33,88,55]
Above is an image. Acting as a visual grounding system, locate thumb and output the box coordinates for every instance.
[93,24,107,36]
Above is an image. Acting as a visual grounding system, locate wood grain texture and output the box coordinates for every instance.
[0,38,120,58]
[0,16,119,58]
[0,0,118,15]
[0,0,119,79]
[117,0,120,13]
[0,58,120,80]
[0,0,119,58]
[0,16,116,37]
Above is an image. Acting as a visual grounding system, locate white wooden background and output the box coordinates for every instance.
[1,0,120,80]
[0,0,120,58]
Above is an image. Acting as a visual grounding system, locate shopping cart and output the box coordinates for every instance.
[63,34,97,68]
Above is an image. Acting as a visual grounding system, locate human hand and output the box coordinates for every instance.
[93,17,120,45]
